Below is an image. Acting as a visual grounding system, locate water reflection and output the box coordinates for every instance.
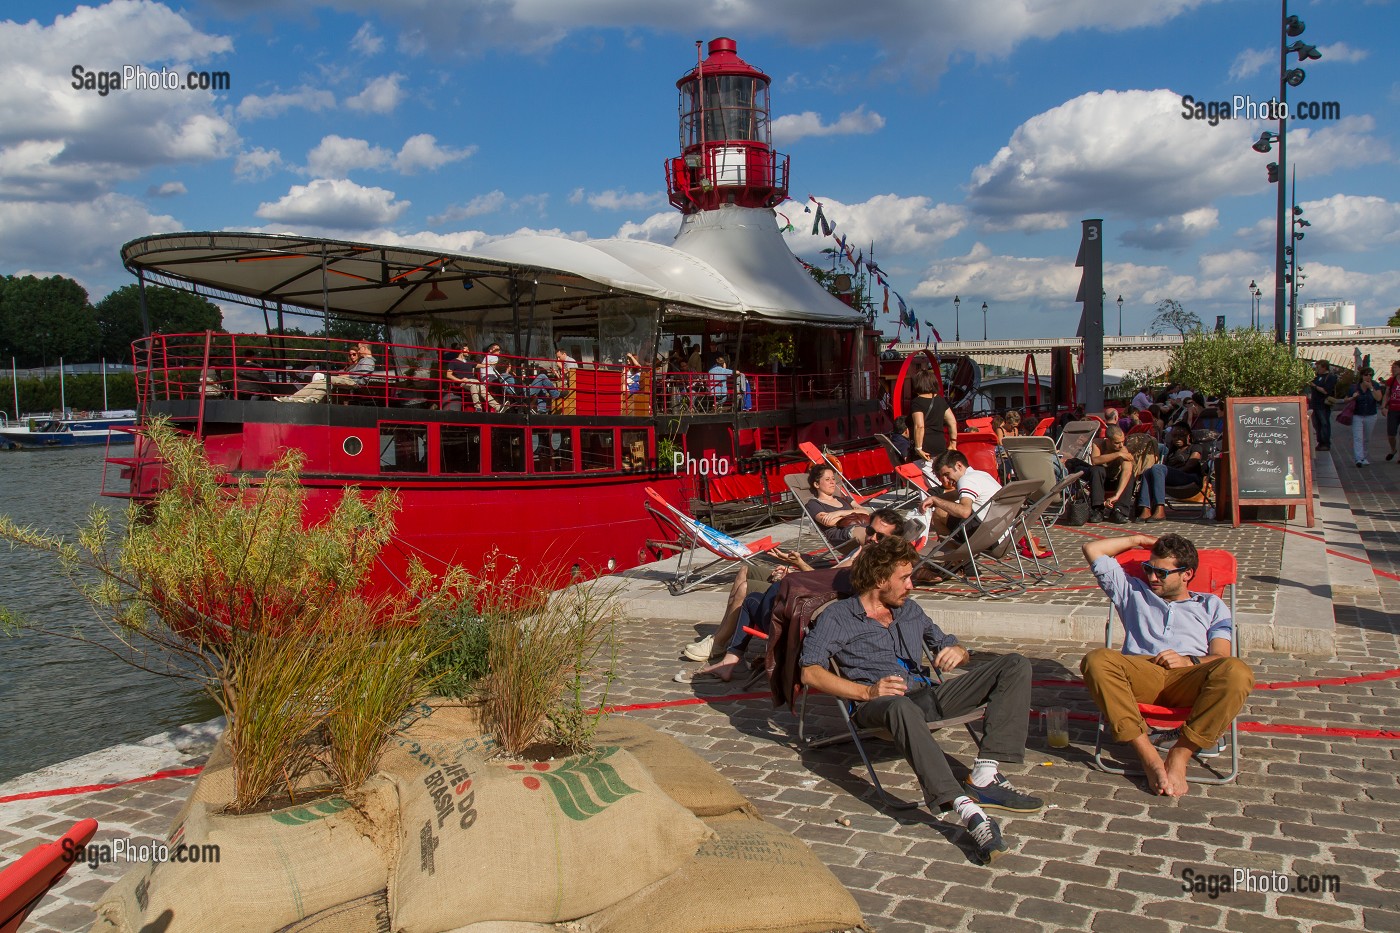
[0,448,216,783]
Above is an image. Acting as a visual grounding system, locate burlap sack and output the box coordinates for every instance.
[566,813,866,933]
[590,717,755,818]
[387,743,713,933]
[443,924,565,932]
[275,890,391,933]
[93,777,396,933]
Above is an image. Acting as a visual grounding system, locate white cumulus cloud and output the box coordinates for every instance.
[1228,48,1272,81]
[345,73,405,113]
[351,22,383,55]
[254,178,409,229]
[429,190,507,225]
[779,194,966,255]
[236,86,336,120]
[145,180,187,198]
[305,135,392,177]
[394,133,475,173]
[234,147,283,180]
[771,105,885,144]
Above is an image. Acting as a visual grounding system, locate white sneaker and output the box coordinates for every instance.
[682,635,714,662]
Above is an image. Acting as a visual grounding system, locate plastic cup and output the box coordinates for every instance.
[1047,707,1070,748]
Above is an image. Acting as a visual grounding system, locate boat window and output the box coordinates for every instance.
[621,429,649,472]
[531,428,574,473]
[580,429,615,472]
[440,426,482,474]
[380,424,428,473]
[490,427,527,473]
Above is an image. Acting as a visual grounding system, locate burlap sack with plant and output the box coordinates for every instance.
[564,812,866,933]
[387,742,713,932]
[274,890,391,933]
[93,777,397,933]
[589,717,755,818]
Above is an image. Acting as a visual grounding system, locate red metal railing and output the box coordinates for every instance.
[129,333,862,419]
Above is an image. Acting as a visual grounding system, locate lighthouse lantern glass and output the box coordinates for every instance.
[679,76,770,148]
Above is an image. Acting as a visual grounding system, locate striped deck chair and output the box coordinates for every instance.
[643,487,782,595]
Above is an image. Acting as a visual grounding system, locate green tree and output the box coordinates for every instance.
[0,275,98,369]
[1150,299,1203,337]
[94,284,224,363]
[1166,328,1313,399]
[1387,308,1400,327]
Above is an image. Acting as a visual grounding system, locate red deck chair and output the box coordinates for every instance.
[798,442,886,505]
[953,432,999,477]
[1,819,98,933]
[1031,416,1055,437]
[1090,548,1241,784]
[643,487,782,595]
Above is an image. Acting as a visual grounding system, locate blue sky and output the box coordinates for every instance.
[2,0,1396,338]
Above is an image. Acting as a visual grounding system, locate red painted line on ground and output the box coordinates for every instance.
[1035,667,1400,691]
[1245,519,1400,581]
[1247,521,1325,542]
[1236,721,1400,739]
[0,766,204,806]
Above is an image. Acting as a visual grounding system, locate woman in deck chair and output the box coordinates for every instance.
[1133,425,1206,521]
[806,464,875,550]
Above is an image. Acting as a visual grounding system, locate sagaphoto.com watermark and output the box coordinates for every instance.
[1180,867,1341,899]
[62,834,221,871]
[1181,94,1341,126]
[71,64,231,97]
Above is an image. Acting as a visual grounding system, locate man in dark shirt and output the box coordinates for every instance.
[1308,360,1338,451]
[798,537,1041,864]
[889,416,913,461]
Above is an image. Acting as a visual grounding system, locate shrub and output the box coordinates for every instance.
[1166,328,1313,399]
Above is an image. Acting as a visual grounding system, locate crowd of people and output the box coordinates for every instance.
[676,510,1251,864]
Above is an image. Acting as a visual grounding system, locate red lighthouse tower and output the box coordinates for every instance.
[666,38,789,213]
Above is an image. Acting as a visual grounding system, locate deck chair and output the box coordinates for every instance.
[796,599,985,809]
[1055,420,1100,461]
[1030,416,1055,437]
[642,486,782,594]
[798,442,887,505]
[1,819,98,933]
[875,433,907,470]
[1013,470,1084,581]
[784,473,859,563]
[914,479,1043,598]
[1090,549,1241,784]
[894,462,933,499]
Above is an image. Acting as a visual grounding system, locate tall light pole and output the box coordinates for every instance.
[1116,295,1124,337]
[981,301,988,341]
[1252,4,1320,344]
[1248,279,1258,330]
[953,295,960,342]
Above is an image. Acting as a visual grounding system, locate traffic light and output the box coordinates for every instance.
[1267,162,1279,183]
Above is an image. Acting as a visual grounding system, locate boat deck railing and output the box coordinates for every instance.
[130,333,857,418]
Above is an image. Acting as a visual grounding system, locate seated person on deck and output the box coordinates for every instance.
[918,449,1001,539]
[276,343,375,403]
[805,463,874,548]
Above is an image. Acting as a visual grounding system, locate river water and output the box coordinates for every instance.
[0,448,216,784]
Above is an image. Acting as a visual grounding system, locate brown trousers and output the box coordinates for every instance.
[1080,648,1254,748]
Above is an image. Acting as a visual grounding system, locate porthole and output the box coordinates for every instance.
[343,436,364,456]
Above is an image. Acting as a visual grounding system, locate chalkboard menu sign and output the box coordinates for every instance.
[1224,396,1315,527]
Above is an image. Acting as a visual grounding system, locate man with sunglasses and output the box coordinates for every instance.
[1081,533,1254,797]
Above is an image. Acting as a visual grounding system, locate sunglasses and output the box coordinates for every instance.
[1142,563,1189,580]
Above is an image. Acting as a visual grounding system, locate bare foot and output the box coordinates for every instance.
[1130,736,1172,796]
[697,653,742,682]
[1161,746,1194,797]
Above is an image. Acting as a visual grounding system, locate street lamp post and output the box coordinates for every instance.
[1116,295,1124,337]
[981,301,988,341]
[953,295,960,342]
[1248,279,1258,330]
[1252,4,1320,345]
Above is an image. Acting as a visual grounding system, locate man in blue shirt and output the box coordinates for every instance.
[799,536,1041,864]
[1081,533,1254,797]
[707,356,734,405]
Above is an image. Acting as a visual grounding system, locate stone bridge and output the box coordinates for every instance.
[895,327,1400,375]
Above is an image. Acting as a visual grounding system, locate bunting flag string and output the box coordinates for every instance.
[803,194,919,334]
[776,210,795,234]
